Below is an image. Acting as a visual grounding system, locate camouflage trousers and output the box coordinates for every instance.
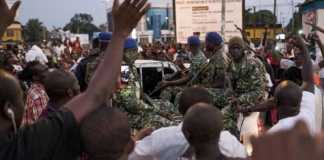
[126,99,182,131]
[222,105,240,138]
[160,86,185,103]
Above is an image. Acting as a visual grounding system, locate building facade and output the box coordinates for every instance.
[105,0,175,44]
[1,21,23,43]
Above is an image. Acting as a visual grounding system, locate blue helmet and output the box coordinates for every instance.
[205,32,223,45]
[98,32,113,42]
[124,38,138,49]
[187,36,201,46]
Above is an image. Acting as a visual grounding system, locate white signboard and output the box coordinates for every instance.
[175,0,242,43]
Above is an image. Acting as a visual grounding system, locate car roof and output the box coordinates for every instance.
[129,59,179,71]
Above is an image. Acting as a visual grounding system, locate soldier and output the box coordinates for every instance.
[74,32,112,91]
[188,32,230,109]
[224,36,267,137]
[159,36,207,102]
[114,38,179,131]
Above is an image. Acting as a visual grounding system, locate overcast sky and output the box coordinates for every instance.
[16,0,304,29]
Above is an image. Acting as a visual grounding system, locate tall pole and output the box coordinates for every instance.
[221,0,226,38]
[274,0,277,17]
[173,0,177,42]
[292,0,295,32]
[253,6,256,40]
[274,0,277,23]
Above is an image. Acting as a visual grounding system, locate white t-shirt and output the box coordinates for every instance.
[25,45,48,64]
[128,123,247,160]
[280,58,296,70]
[314,87,323,133]
[268,91,316,135]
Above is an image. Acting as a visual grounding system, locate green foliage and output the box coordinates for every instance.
[63,13,100,34]
[244,9,277,26]
[23,19,47,43]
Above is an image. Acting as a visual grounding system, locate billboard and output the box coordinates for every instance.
[175,0,243,43]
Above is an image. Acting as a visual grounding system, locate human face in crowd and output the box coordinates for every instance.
[124,49,139,64]
[286,38,295,53]
[205,41,222,58]
[229,44,244,62]
[189,45,200,56]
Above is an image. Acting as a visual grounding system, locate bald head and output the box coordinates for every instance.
[81,106,132,160]
[0,69,24,126]
[275,80,302,118]
[178,87,213,115]
[182,103,224,145]
[43,69,80,101]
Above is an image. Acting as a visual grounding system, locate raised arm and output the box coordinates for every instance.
[313,33,324,59]
[295,37,315,93]
[0,0,20,37]
[235,24,250,44]
[305,22,324,34]
[64,0,150,123]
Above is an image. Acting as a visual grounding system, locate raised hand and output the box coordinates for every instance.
[0,0,21,36]
[112,0,150,37]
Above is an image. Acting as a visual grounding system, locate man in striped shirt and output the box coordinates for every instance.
[21,61,49,126]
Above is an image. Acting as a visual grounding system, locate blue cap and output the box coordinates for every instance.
[206,32,223,45]
[99,32,112,42]
[187,36,201,46]
[124,38,138,49]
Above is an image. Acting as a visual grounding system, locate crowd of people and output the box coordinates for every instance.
[1,0,324,160]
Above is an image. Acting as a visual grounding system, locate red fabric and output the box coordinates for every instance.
[266,53,280,66]
[22,83,49,126]
[271,108,278,125]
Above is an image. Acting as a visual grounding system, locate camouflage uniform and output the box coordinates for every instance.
[188,48,230,107]
[160,50,207,102]
[223,55,267,135]
[85,49,103,84]
[114,64,180,130]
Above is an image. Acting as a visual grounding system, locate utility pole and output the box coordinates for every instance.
[291,0,295,32]
[274,0,277,23]
[221,0,226,38]
[253,6,256,40]
[173,0,177,42]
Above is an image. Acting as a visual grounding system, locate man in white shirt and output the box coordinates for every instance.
[268,37,316,134]
[129,87,247,160]
[182,103,246,160]
[25,45,48,64]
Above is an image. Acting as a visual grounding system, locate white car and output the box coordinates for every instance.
[122,60,180,97]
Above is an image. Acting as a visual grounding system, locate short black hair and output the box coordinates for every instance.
[43,69,78,101]
[19,61,45,82]
[182,103,223,145]
[81,106,131,160]
[283,67,302,86]
[274,80,302,117]
[178,87,213,115]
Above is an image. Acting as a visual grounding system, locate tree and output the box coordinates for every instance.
[244,9,277,26]
[285,11,302,34]
[23,19,47,43]
[63,13,100,34]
